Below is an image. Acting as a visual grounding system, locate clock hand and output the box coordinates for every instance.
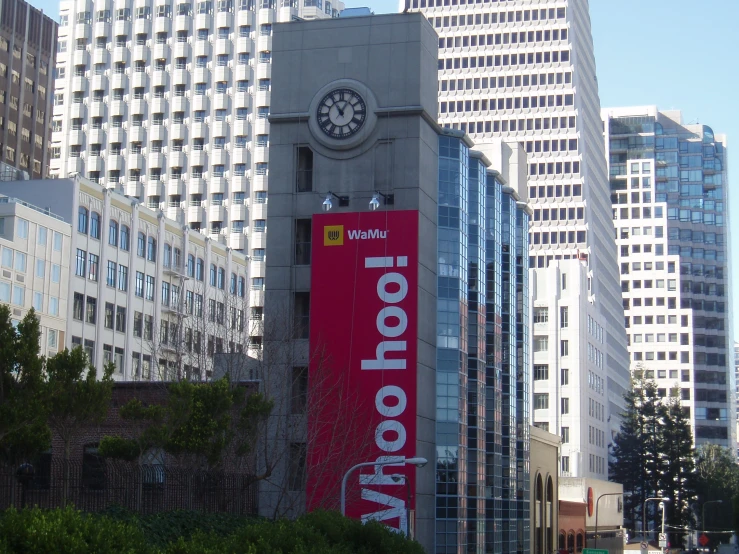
[336,103,345,117]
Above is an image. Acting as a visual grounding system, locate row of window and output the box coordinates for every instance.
[425,6,567,25]
[531,230,586,247]
[441,71,573,94]
[439,49,570,72]
[0,281,60,316]
[439,27,568,50]
[532,205,584,221]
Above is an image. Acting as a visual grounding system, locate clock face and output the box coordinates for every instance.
[316,88,367,139]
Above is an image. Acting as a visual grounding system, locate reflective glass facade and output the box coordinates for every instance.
[436,132,530,554]
[603,108,734,448]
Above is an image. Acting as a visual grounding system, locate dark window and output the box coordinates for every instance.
[293,292,310,339]
[296,146,313,192]
[81,444,105,490]
[291,366,308,414]
[295,219,311,265]
[288,442,306,491]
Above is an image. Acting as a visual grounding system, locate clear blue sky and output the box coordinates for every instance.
[35,0,739,339]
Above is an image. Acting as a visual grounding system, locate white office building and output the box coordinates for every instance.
[602,106,734,449]
[50,0,343,337]
[0,195,71,357]
[407,0,630,478]
[0,177,250,380]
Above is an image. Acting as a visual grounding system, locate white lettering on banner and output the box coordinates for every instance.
[358,456,405,486]
[348,229,388,240]
[360,489,408,534]
[359,255,413,531]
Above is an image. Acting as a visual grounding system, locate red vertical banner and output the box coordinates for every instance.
[307,210,419,533]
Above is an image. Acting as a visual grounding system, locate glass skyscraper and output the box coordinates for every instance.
[603,107,734,448]
[436,130,531,554]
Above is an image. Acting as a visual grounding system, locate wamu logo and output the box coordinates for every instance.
[327,230,341,241]
[348,229,388,240]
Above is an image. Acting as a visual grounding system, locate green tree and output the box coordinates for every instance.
[45,346,114,501]
[660,391,696,548]
[695,444,739,544]
[99,378,273,471]
[0,306,51,466]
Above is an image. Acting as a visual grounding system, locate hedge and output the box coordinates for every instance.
[0,507,425,554]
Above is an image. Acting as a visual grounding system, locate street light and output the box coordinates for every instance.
[390,474,412,538]
[594,492,623,549]
[643,497,670,542]
[340,455,427,518]
[702,499,723,534]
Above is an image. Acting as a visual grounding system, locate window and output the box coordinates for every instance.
[82,445,105,490]
[560,340,569,356]
[104,302,114,328]
[137,233,146,257]
[135,271,144,297]
[533,307,548,323]
[293,292,310,339]
[217,267,225,289]
[88,253,99,281]
[147,237,157,261]
[561,368,569,385]
[561,427,570,444]
[296,147,313,192]
[288,442,306,491]
[533,365,548,381]
[561,398,569,414]
[291,367,308,414]
[107,261,116,287]
[533,393,549,410]
[209,263,217,286]
[118,265,128,291]
[78,207,89,233]
[53,232,62,251]
[533,336,548,352]
[196,258,204,281]
[560,307,568,328]
[36,259,45,279]
[145,275,155,300]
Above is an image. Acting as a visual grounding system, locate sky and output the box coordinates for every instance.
[36,0,739,338]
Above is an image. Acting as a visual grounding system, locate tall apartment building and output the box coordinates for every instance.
[50,0,342,341]
[406,0,630,479]
[0,176,250,381]
[602,106,735,448]
[0,0,57,178]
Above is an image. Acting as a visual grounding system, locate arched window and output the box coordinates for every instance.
[238,276,245,297]
[546,477,555,554]
[217,267,225,289]
[147,237,157,261]
[535,474,544,554]
[173,247,181,268]
[137,232,146,257]
[90,212,101,239]
[120,225,130,251]
[559,532,566,551]
[108,220,118,246]
[196,258,204,281]
[187,254,195,277]
[567,532,575,554]
[576,532,584,553]
[78,206,88,233]
[163,244,172,267]
[209,263,217,286]
[230,272,236,294]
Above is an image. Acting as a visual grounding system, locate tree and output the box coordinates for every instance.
[0,306,51,466]
[695,444,739,544]
[660,391,696,547]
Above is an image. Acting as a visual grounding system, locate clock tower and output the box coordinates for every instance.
[263,12,440,553]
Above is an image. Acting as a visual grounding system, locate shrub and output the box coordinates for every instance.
[0,506,150,554]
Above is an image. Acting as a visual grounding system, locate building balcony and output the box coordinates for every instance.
[191,122,208,139]
[93,48,109,65]
[254,118,269,135]
[214,93,229,111]
[195,13,211,30]
[70,102,86,119]
[257,35,272,53]
[90,101,105,118]
[187,205,205,223]
[173,41,190,59]
[152,43,169,60]
[169,151,187,168]
[258,8,275,23]
[113,20,131,37]
[194,40,211,58]
[152,68,168,87]
[193,66,209,86]
[173,68,188,86]
[236,37,252,54]
[131,71,147,88]
[215,10,233,28]
[87,155,104,173]
[253,174,267,191]
[167,178,185,196]
[94,21,110,38]
[91,73,107,91]
[234,64,252,82]
[250,230,266,249]
[256,63,271,80]
[208,204,226,222]
[151,96,167,113]
[252,202,267,221]
[254,147,268,164]
[212,120,229,137]
[154,16,172,34]
[228,232,246,251]
[189,177,206,195]
[134,18,151,35]
[231,175,249,193]
[111,72,128,90]
[106,154,124,171]
[231,203,247,221]
[165,205,184,224]
[233,119,249,136]
[148,152,165,168]
[277,6,297,22]
[236,9,254,26]
[73,49,90,67]
[88,128,105,145]
[128,125,146,143]
[108,126,126,144]
[147,180,165,197]
[214,65,230,83]
[256,90,270,107]
[175,14,191,32]
[125,181,144,198]
[128,153,144,170]
[171,95,188,113]
[66,156,85,175]
[149,124,166,141]
[113,46,129,64]
[132,44,148,62]
[192,92,209,113]
[130,98,146,115]
[215,39,232,56]
[190,149,207,167]
[211,149,228,167]
[68,129,84,145]
[232,148,249,165]
[210,176,228,193]
[71,76,87,93]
